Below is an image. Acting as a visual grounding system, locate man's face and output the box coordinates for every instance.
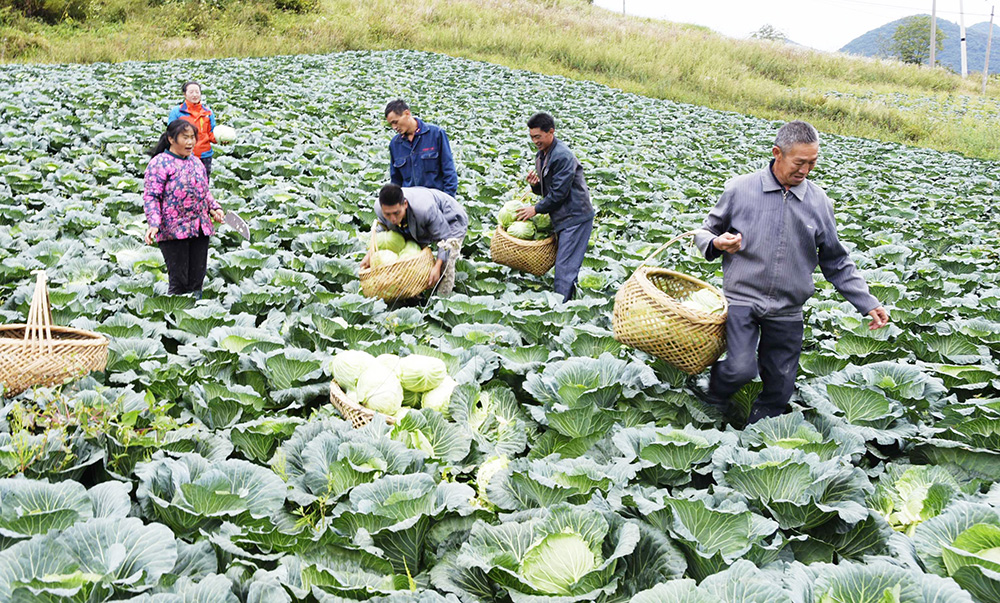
[381,199,408,226]
[529,127,555,152]
[772,142,819,188]
[184,84,202,106]
[386,110,417,136]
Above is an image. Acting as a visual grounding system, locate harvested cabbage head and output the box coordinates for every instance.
[398,354,448,393]
[507,221,536,240]
[356,367,403,416]
[398,241,421,258]
[371,249,399,268]
[330,350,376,389]
[374,230,406,253]
[421,376,457,415]
[678,288,724,314]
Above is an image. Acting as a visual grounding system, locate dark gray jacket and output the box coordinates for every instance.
[694,165,880,320]
[531,138,595,232]
[375,186,467,263]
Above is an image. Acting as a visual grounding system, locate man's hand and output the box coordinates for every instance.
[712,232,742,253]
[210,209,225,223]
[526,171,540,186]
[867,306,890,330]
[360,251,372,270]
[516,206,537,221]
[144,228,158,245]
[428,261,443,287]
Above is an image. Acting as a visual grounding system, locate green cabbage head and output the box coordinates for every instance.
[398,241,422,258]
[507,221,536,240]
[356,367,404,415]
[371,249,399,268]
[375,230,406,253]
[422,376,457,415]
[519,530,600,595]
[330,350,376,389]
[398,354,448,393]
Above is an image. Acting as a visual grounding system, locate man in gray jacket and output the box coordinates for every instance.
[694,120,889,424]
[362,184,468,296]
[515,112,596,302]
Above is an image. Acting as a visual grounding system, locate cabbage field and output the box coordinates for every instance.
[1,50,1000,602]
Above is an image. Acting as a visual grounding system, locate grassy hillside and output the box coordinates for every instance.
[3,0,1000,159]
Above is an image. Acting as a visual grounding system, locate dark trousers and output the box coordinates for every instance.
[707,304,804,416]
[199,155,213,178]
[159,236,210,295]
[553,219,593,302]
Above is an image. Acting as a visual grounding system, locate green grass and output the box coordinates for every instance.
[4,0,1000,159]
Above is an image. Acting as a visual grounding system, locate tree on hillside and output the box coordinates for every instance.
[751,24,786,42]
[891,15,946,65]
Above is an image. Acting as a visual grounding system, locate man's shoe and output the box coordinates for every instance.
[746,404,785,425]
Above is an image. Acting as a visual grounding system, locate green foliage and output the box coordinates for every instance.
[892,15,947,65]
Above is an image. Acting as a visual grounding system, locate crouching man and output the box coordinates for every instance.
[362,184,468,296]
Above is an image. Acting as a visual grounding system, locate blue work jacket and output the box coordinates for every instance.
[389,118,458,198]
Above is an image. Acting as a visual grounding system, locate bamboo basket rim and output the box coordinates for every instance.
[358,245,434,278]
[632,230,728,324]
[494,223,555,248]
[0,324,109,345]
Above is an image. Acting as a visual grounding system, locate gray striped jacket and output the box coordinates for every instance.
[693,165,880,320]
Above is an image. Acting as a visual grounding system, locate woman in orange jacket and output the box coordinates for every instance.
[168,81,218,177]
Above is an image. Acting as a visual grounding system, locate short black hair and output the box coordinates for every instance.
[384,99,409,118]
[527,112,555,132]
[182,81,201,94]
[379,184,405,207]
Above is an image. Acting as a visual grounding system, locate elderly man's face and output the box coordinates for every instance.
[772,142,818,188]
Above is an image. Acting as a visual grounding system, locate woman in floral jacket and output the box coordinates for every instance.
[143,119,223,297]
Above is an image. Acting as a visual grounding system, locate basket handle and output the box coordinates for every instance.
[368,220,380,259]
[23,270,54,353]
[640,230,706,266]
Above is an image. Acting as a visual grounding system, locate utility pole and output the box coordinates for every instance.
[960,0,968,76]
[622,1,625,15]
[930,0,937,67]
[984,5,995,94]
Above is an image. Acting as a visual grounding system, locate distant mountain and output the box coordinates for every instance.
[840,16,1000,73]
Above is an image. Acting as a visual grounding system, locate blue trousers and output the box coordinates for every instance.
[707,304,804,417]
[554,219,593,302]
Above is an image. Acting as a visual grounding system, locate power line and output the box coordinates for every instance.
[820,0,993,18]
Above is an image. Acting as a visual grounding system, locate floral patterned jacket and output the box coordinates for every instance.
[143,151,221,242]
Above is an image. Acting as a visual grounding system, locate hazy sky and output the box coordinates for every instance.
[593,0,997,52]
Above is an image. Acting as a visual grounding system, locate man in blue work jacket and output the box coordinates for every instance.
[694,120,890,425]
[515,112,595,302]
[385,100,458,198]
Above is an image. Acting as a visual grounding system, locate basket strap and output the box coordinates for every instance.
[24,270,54,353]
[641,230,703,266]
[368,220,380,258]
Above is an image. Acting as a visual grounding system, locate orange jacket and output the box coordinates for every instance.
[169,102,216,158]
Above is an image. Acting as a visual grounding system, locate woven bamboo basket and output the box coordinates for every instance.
[359,221,434,301]
[329,381,397,429]
[490,225,557,276]
[612,231,728,375]
[0,271,109,397]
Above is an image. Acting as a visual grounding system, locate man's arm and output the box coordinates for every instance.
[694,189,734,261]
[422,194,456,263]
[534,153,574,214]
[817,202,881,316]
[388,143,403,187]
[439,130,458,198]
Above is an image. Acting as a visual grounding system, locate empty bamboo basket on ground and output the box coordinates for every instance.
[0,271,109,397]
[490,225,557,276]
[359,221,434,301]
[329,381,397,429]
[613,231,728,375]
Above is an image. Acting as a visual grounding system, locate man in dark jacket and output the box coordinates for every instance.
[362,184,468,296]
[385,100,458,198]
[515,112,595,302]
[694,120,890,424]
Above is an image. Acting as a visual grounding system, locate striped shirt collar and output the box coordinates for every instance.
[763,160,808,200]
